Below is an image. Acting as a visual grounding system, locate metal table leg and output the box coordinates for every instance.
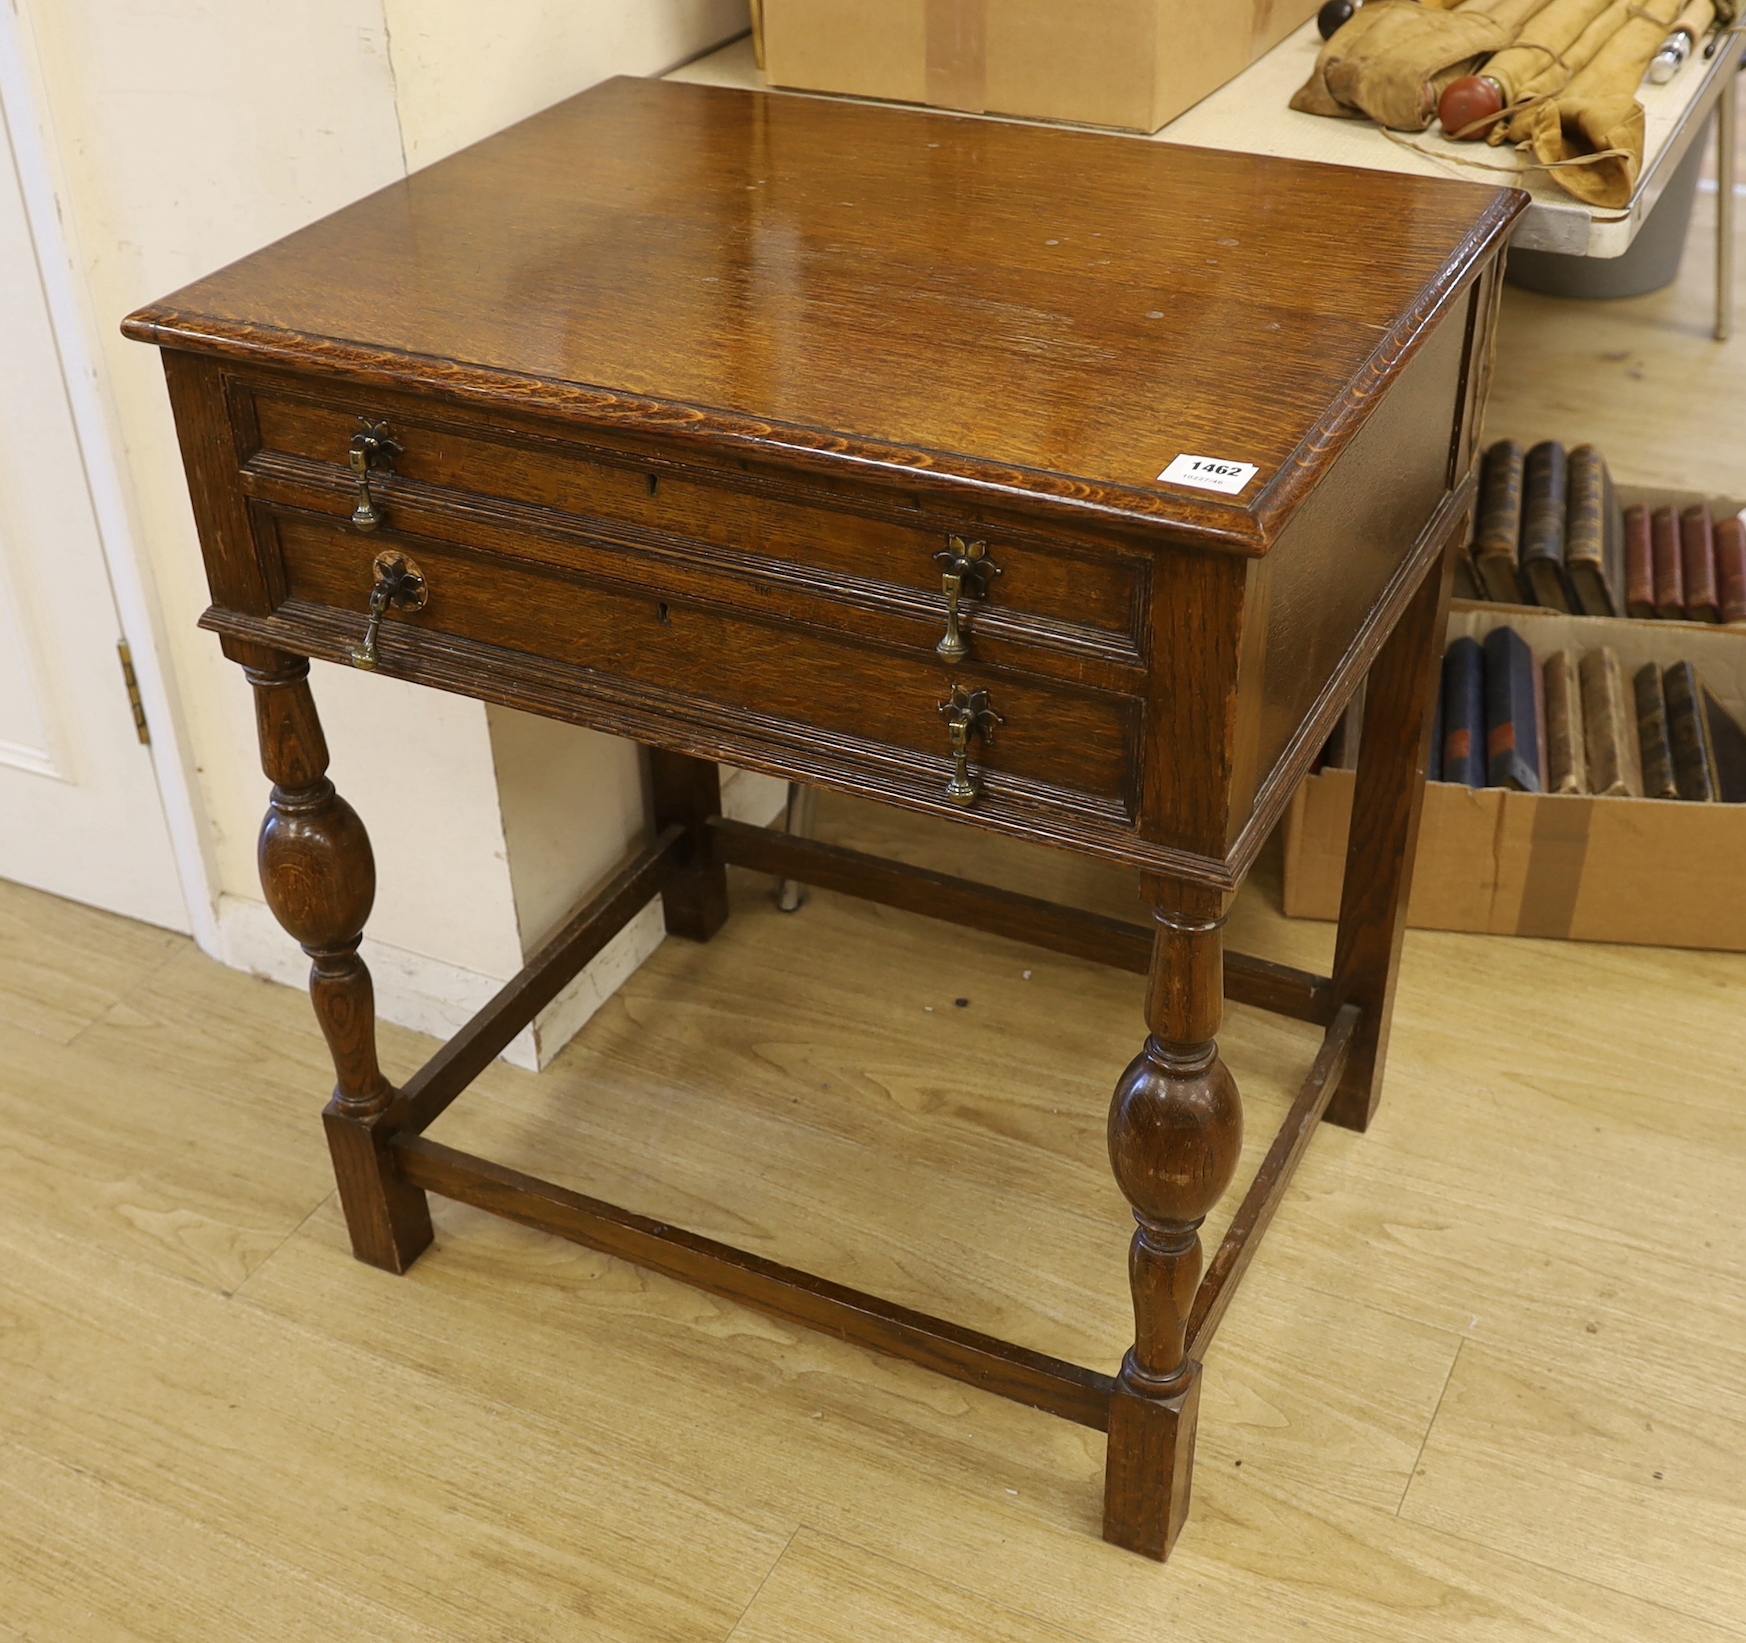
[1718,69,1737,343]
[775,781,817,911]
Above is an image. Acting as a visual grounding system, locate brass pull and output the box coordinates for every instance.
[350,550,427,671]
[938,684,1002,808]
[348,419,402,532]
[932,536,999,662]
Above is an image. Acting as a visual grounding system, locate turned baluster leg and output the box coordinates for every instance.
[1103,877,1243,1560]
[245,652,433,1273]
[648,746,730,941]
[1326,534,1457,1132]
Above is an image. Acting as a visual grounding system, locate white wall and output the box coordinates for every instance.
[384,0,756,167]
[13,0,763,1068]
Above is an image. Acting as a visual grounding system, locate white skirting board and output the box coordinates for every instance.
[218,766,789,1073]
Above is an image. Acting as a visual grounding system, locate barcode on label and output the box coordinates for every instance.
[1158,453,1259,496]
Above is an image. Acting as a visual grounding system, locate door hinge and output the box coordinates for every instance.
[116,639,150,745]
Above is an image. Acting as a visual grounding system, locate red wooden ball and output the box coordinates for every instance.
[1317,0,1358,39]
[1438,76,1504,140]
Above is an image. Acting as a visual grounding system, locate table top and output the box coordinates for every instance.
[126,76,1518,551]
[678,20,1742,258]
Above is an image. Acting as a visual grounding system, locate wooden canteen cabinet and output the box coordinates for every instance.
[126,78,1524,1560]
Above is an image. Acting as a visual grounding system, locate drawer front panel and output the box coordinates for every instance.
[244,384,1146,650]
[268,508,1139,812]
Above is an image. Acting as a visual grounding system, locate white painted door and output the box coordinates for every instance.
[0,89,186,930]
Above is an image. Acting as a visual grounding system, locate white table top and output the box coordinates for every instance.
[670,20,1743,259]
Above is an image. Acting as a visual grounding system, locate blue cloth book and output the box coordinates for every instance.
[1440,637,1486,788]
[1483,625,1542,792]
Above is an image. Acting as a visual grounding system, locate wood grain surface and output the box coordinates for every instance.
[136,77,1519,907]
[241,377,1149,652]
[115,53,1555,1577]
[3,793,1742,1637]
[124,76,1522,548]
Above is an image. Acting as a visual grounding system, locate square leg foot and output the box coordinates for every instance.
[323,1105,434,1274]
[1322,1073,1380,1134]
[1102,1366,1202,1561]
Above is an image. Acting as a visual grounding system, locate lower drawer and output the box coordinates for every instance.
[264,506,1141,813]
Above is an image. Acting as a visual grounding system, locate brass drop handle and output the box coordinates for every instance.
[938,684,1002,808]
[932,536,999,662]
[350,550,428,671]
[348,419,403,532]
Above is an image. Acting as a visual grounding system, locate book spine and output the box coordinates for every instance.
[1440,637,1487,788]
[1704,685,1746,804]
[1519,442,1571,612]
[1651,504,1685,620]
[1714,513,1746,625]
[1543,649,1587,794]
[1483,625,1542,792]
[1602,465,1624,617]
[1680,505,1721,623]
[1633,663,1680,800]
[1429,676,1444,783]
[1664,661,1720,802]
[1472,439,1527,604]
[1580,647,1641,797]
[1623,504,1657,618]
[1562,446,1616,616]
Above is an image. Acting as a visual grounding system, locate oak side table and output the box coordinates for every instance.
[126,77,1524,1560]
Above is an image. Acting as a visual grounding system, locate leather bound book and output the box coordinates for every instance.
[1519,441,1572,611]
[1603,467,1625,613]
[1543,649,1587,793]
[1532,640,1550,793]
[1483,626,1542,791]
[1441,636,1487,788]
[1623,504,1657,618]
[1664,662,1720,802]
[1633,663,1680,800]
[1714,513,1746,625]
[1704,688,1746,803]
[1563,446,1618,617]
[1680,505,1721,623]
[1580,648,1642,796]
[1651,504,1685,620]
[1472,439,1528,603]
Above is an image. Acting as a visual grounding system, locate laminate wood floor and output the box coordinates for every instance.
[3,766,1743,1640]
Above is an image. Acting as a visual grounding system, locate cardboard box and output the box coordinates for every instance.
[757,0,1325,134]
[1283,604,1746,951]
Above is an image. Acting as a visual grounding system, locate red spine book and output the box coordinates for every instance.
[1718,514,1746,626]
[1624,503,1656,618]
[1651,504,1685,620]
[1681,505,1721,623]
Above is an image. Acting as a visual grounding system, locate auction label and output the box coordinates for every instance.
[1157,454,1258,495]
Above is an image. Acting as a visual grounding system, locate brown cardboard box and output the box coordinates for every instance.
[757,0,1325,134]
[1283,603,1746,951]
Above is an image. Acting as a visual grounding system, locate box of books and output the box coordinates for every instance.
[1283,603,1746,950]
[1458,437,1745,625]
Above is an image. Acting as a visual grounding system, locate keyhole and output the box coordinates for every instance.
[657,601,670,625]
[647,474,660,497]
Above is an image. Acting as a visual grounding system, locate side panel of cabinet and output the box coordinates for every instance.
[1227,301,1472,848]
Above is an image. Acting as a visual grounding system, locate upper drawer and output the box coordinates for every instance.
[235,379,1148,665]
